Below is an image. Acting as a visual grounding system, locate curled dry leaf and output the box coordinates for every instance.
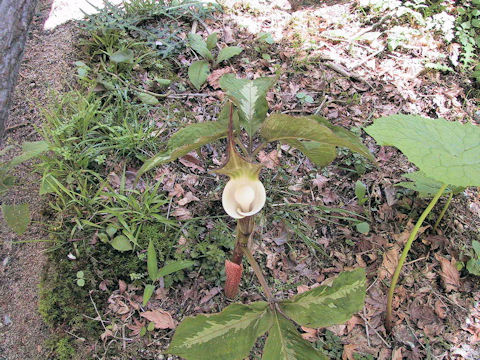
[434,254,460,292]
[172,207,192,220]
[378,245,399,281]
[178,191,200,206]
[140,309,176,329]
[342,343,359,360]
[300,326,317,341]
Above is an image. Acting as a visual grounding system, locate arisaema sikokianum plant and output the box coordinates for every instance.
[365,114,480,333]
[137,74,374,359]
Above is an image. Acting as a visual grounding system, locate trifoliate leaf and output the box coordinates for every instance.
[365,115,480,187]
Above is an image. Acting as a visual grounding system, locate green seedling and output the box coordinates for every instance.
[467,240,480,276]
[355,180,368,206]
[137,75,374,359]
[365,114,480,332]
[187,32,243,89]
[142,239,194,306]
[296,91,314,104]
[76,271,85,287]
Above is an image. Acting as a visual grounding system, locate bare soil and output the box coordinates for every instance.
[0,0,78,358]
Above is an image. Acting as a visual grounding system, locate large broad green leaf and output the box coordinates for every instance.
[364,115,480,187]
[396,171,464,198]
[188,33,213,61]
[167,302,272,360]
[189,60,210,90]
[10,141,49,167]
[137,92,159,105]
[2,204,30,235]
[219,74,276,136]
[280,268,366,328]
[262,311,328,360]
[216,46,243,64]
[283,139,337,167]
[111,235,133,252]
[261,114,374,162]
[138,121,227,176]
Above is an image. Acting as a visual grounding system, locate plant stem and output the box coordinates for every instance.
[242,246,274,302]
[433,191,453,233]
[385,183,447,333]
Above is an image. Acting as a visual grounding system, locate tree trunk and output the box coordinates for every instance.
[0,0,38,142]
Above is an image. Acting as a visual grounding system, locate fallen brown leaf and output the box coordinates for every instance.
[378,245,399,281]
[342,343,358,360]
[435,254,460,292]
[178,191,200,206]
[300,326,317,341]
[140,309,176,329]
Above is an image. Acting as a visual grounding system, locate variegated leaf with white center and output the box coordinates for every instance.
[167,302,272,360]
[262,310,328,360]
[280,268,366,328]
[219,75,276,136]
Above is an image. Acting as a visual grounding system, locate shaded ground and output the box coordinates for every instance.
[1,0,480,359]
[0,0,78,358]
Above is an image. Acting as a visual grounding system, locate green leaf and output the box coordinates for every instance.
[472,240,480,257]
[157,260,194,279]
[206,32,218,50]
[143,284,155,306]
[111,235,133,252]
[2,204,30,235]
[98,233,109,243]
[137,92,159,105]
[188,33,213,61]
[147,240,158,282]
[77,279,85,287]
[283,139,337,167]
[168,302,272,360]
[356,222,370,234]
[76,271,84,278]
[140,326,147,336]
[396,171,464,198]
[188,60,210,90]
[280,268,366,328]
[219,74,276,136]
[216,46,243,64]
[147,321,155,332]
[365,115,480,187]
[106,225,118,238]
[138,120,227,176]
[263,311,328,360]
[110,49,134,63]
[261,114,374,162]
[355,180,367,204]
[10,141,49,167]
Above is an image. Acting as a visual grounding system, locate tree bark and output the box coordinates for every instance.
[0,0,38,142]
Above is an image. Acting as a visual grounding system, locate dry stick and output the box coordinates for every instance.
[433,192,453,233]
[363,307,371,347]
[385,184,447,333]
[348,48,384,71]
[351,14,391,42]
[359,313,391,348]
[105,70,211,99]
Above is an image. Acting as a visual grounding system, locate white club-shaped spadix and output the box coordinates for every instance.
[222,176,266,219]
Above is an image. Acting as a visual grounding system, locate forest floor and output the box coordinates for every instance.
[1,0,480,359]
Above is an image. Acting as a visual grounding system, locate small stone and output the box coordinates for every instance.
[3,315,12,326]
[2,256,9,267]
